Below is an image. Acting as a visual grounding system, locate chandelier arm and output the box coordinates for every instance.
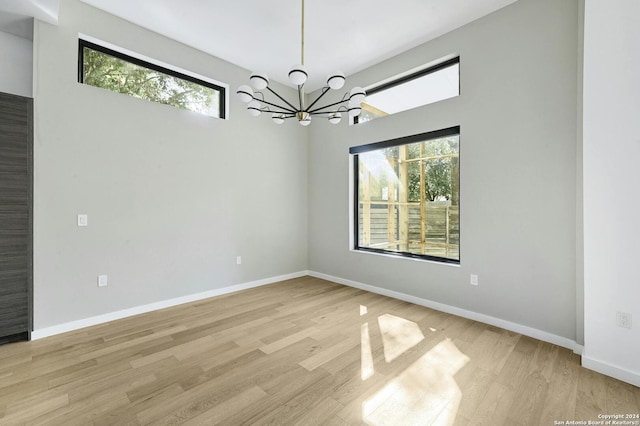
[266,87,299,112]
[304,86,331,112]
[309,109,346,116]
[265,108,300,116]
[256,98,297,114]
[307,98,350,114]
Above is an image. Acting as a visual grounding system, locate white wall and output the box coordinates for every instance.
[575,0,585,348]
[0,30,32,97]
[32,0,308,329]
[308,0,580,343]
[582,0,640,386]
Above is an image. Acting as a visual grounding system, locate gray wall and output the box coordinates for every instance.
[32,0,308,329]
[31,0,583,346]
[0,30,33,97]
[308,0,580,341]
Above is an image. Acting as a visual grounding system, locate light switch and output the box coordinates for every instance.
[98,275,108,287]
[78,214,88,227]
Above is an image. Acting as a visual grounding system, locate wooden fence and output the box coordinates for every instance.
[358,203,459,259]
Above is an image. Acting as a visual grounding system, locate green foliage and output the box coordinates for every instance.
[82,48,219,116]
[384,138,458,202]
[417,138,458,202]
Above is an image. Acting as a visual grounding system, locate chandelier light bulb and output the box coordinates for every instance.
[289,64,308,86]
[348,106,362,118]
[247,100,262,117]
[272,113,285,124]
[297,111,312,126]
[250,72,269,90]
[236,85,254,103]
[327,72,345,90]
[349,87,366,104]
[328,112,342,124]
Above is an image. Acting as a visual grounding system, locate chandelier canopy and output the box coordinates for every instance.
[236,0,365,126]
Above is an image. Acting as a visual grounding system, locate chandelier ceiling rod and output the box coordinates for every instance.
[298,0,305,113]
[235,0,366,126]
[301,0,305,66]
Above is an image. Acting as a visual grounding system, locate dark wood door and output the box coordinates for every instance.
[0,92,32,343]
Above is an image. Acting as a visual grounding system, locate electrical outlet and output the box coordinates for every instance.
[236,256,242,265]
[470,274,478,286]
[616,311,632,329]
[97,274,108,287]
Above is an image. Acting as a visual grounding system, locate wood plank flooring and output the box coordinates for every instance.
[0,276,638,425]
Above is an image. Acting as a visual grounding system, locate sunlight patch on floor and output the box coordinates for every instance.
[378,314,425,363]
[362,338,470,426]
[361,323,375,380]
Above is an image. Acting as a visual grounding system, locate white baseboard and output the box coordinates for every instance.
[32,270,640,387]
[582,355,640,387]
[32,269,584,357]
[31,270,309,340]
[309,270,583,355]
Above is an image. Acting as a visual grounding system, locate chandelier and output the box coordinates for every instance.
[235,0,366,126]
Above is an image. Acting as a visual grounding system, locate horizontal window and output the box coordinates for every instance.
[355,57,459,124]
[351,127,460,264]
[78,39,226,118]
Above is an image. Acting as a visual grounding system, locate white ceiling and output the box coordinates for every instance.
[78,0,518,91]
[1,0,520,90]
[0,0,58,38]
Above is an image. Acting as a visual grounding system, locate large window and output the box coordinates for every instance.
[78,39,226,118]
[351,127,460,264]
[355,57,459,124]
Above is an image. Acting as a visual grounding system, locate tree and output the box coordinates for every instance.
[406,138,458,202]
[363,137,458,202]
[82,48,219,116]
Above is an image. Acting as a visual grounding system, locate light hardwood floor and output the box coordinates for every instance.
[1,276,638,425]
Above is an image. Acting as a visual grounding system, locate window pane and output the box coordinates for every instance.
[80,42,224,118]
[356,134,460,263]
[357,60,459,124]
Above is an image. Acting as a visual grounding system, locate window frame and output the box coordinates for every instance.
[350,126,461,265]
[354,56,460,125]
[78,38,227,119]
